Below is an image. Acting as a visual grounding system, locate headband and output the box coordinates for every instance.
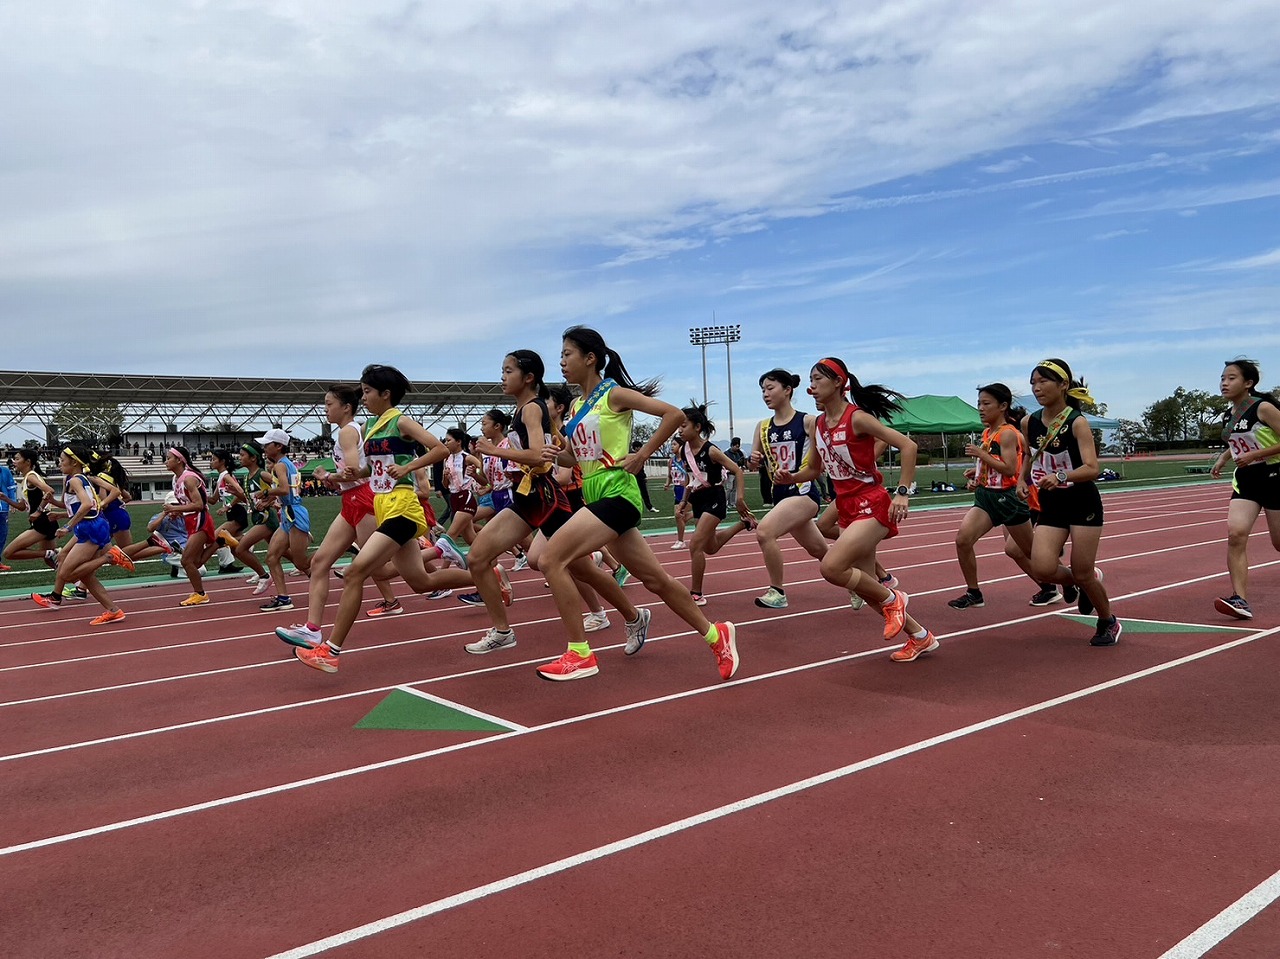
[241,443,261,458]
[62,447,86,467]
[168,447,189,468]
[1036,360,1096,407]
[816,358,848,390]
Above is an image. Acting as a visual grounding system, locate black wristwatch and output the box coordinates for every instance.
[895,485,910,497]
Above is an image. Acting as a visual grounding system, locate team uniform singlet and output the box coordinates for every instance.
[506,397,572,533]
[333,421,376,528]
[1027,408,1103,529]
[973,423,1030,528]
[174,468,216,540]
[683,440,727,520]
[762,411,820,503]
[364,408,429,541]
[64,473,112,547]
[1224,397,1280,510]
[568,384,643,532]
[814,403,895,534]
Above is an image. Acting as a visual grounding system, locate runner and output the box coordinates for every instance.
[232,442,277,594]
[773,358,938,662]
[459,350,652,655]
[664,437,688,549]
[747,368,830,610]
[947,383,1046,609]
[86,452,137,572]
[1209,357,1280,619]
[677,402,755,606]
[205,449,246,575]
[441,428,482,546]
[255,429,314,612]
[2,449,61,568]
[29,445,127,625]
[1016,358,1121,646]
[0,458,17,571]
[291,364,510,673]
[535,326,738,681]
[164,445,220,607]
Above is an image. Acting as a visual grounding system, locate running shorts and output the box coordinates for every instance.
[1036,482,1104,529]
[477,492,495,511]
[103,502,132,535]
[583,470,643,535]
[1231,462,1280,511]
[688,485,727,521]
[184,510,217,540]
[491,488,513,512]
[375,486,428,541]
[511,474,573,535]
[340,483,377,528]
[833,483,897,537]
[226,503,249,529]
[280,502,311,536]
[72,515,112,548]
[449,490,478,516]
[974,486,1031,528]
[30,510,60,539]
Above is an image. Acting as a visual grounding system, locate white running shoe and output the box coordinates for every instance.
[436,534,469,570]
[464,628,517,654]
[252,578,270,596]
[754,587,788,609]
[513,554,529,571]
[582,611,612,632]
[425,588,453,600]
[849,591,866,610]
[275,623,321,649]
[244,572,260,585]
[624,607,652,655]
[669,541,687,550]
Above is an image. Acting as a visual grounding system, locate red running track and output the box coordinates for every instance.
[1,484,1278,958]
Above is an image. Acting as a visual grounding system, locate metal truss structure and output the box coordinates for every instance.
[0,370,508,441]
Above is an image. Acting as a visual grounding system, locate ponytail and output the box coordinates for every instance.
[681,401,715,437]
[1032,358,1096,411]
[562,326,659,397]
[811,357,904,420]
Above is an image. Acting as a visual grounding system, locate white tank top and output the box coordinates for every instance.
[333,421,369,492]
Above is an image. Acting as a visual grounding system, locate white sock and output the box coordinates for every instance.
[217,546,233,565]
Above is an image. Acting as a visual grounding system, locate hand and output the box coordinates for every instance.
[541,445,561,464]
[474,437,499,456]
[963,443,983,458]
[15,500,28,512]
[1234,450,1259,468]
[618,453,643,475]
[387,462,409,480]
[890,493,909,523]
[962,468,976,480]
[773,468,794,485]
[966,480,977,491]
[1016,480,1029,501]
[1038,474,1059,491]
[748,450,762,469]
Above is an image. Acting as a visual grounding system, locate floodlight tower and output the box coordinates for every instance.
[688,323,742,438]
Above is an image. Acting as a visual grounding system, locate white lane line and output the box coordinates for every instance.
[1156,866,1280,958]
[265,625,1280,959]
[393,685,528,732]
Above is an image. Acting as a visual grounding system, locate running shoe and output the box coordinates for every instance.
[295,643,339,673]
[754,587,788,609]
[252,579,271,596]
[169,566,180,578]
[333,568,344,579]
[179,593,210,607]
[288,568,308,578]
[513,553,529,572]
[436,534,469,570]
[259,596,294,612]
[1028,587,1061,607]
[244,572,261,585]
[424,589,453,600]
[0,562,9,572]
[495,565,512,606]
[276,623,321,649]
[218,564,243,575]
[67,586,88,601]
[582,611,611,633]
[879,572,899,590]
[849,591,865,610]
[43,549,59,569]
[624,607,651,655]
[536,648,599,681]
[365,599,404,617]
[591,550,605,568]
[457,592,484,607]
[710,622,739,680]
[881,589,909,641]
[890,631,939,662]
[670,541,687,551]
[947,591,985,609]
[220,531,240,549]
[1214,595,1254,620]
[1062,583,1079,606]
[147,532,174,554]
[690,591,707,607]
[465,628,517,654]
[31,591,61,609]
[106,545,134,571]
[1079,569,1104,617]
[162,552,183,568]
[90,608,126,626]
[614,565,630,588]
[647,507,660,513]
[1090,617,1123,647]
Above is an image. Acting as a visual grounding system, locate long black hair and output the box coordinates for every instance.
[562,326,659,396]
[1224,358,1265,398]
[360,364,411,406]
[327,383,362,413]
[508,350,550,400]
[90,452,129,489]
[445,427,470,446]
[547,383,576,415]
[978,383,1026,427]
[682,400,715,437]
[811,357,904,420]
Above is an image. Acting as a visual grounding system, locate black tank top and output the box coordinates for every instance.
[510,398,553,453]
[1027,408,1092,487]
[684,439,724,487]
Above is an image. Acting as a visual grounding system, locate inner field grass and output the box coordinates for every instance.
[0,458,1227,592]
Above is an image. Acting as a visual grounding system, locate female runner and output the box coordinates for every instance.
[677,402,754,606]
[460,350,651,654]
[441,429,482,546]
[947,383,1043,609]
[535,326,738,681]
[208,449,264,579]
[665,439,688,549]
[3,449,63,568]
[234,442,278,594]
[1209,358,1280,619]
[748,368,830,610]
[255,429,313,613]
[1016,358,1121,646]
[30,445,127,625]
[87,453,137,572]
[774,358,938,663]
[292,364,509,673]
[164,445,221,607]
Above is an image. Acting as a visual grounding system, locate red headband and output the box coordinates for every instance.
[817,359,847,390]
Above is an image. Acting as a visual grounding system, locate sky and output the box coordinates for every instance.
[3,0,1280,441]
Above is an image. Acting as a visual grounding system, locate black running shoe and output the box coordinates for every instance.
[948,591,985,609]
[1028,587,1061,607]
[1062,583,1079,606]
[456,592,484,607]
[1090,617,1122,647]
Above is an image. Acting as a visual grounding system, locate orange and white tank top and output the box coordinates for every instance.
[976,424,1023,491]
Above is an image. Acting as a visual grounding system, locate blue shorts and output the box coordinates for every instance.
[104,502,132,535]
[674,486,686,504]
[491,488,512,512]
[73,515,112,548]
[477,492,495,511]
[280,502,311,535]
[0,512,9,545]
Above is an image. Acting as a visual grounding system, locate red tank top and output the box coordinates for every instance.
[815,402,882,493]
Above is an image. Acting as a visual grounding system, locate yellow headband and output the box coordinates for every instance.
[1068,385,1096,406]
[62,447,86,467]
[1036,359,1071,383]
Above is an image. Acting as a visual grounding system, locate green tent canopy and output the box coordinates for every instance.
[885,395,983,433]
[299,457,336,475]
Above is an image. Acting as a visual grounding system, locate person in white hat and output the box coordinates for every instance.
[255,429,313,613]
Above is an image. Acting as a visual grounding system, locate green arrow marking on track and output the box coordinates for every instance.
[355,689,516,732]
[1060,615,1253,635]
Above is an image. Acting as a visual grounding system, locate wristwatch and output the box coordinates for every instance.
[895,485,910,496]
[1055,468,1068,483]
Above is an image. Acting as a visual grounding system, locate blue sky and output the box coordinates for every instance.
[3,1,1279,441]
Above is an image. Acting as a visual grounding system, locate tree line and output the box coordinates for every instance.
[1113,383,1280,451]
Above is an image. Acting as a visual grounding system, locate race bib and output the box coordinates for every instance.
[770,440,798,473]
[1032,450,1074,488]
[1228,432,1262,462]
[368,454,396,494]
[570,415,604,462]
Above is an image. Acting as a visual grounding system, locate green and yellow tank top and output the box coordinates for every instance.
[567,386,632,479]
[364,408,417,494]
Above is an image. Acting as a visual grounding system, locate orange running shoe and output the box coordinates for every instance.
[179,593,210,607]
[295,643,340,673]
[31,591,61,609]
[890,631,939,663]
[881,589,909,640]
[536,649,599,681]
[710,622,739,680]
[107,545,135,572]
[494,565,512,607]
[90,609,127,626]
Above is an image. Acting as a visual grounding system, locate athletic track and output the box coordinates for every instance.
[2,484,1277,958]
